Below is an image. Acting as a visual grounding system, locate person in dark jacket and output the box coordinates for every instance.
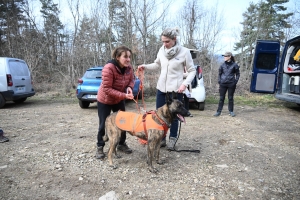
[95,46,135,159]
[214,51,240,117]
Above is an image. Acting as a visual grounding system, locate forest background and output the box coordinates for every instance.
[0,0,299,96]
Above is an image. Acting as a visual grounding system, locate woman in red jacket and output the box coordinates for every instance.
[96,46,135,159]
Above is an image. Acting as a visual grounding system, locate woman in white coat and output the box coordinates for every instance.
[138,28,196,150]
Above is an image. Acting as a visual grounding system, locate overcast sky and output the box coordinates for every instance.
[184,0,295,54]
[206,0,261,54]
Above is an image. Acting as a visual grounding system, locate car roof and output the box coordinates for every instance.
[87,66,103,70]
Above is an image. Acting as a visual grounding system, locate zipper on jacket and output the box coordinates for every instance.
[165,63,169,92]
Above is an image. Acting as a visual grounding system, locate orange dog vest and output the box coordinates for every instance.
[115,111,169,144]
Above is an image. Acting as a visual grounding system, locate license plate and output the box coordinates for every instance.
[17,87,25,92]
[87,95,97,99]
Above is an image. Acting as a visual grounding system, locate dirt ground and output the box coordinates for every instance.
[0,94,299,200]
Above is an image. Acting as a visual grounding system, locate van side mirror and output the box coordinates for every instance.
[197,66,203,79]
[190,50,197,59]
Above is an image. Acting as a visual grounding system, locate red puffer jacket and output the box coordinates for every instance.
[97,62,135,105]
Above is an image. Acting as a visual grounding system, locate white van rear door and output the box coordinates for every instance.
[8,59,32,94]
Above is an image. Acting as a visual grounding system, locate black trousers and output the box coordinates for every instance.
[217,84,236,112]
[97,100,126,147]
[183,93,190,110]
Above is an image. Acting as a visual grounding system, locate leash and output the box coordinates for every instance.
[134,69,147,114]
[134,70,199,153]
[169,120,200,153]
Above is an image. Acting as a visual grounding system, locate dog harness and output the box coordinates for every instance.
[115,110,169,143]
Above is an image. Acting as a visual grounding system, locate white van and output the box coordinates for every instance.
[0,57,35,108]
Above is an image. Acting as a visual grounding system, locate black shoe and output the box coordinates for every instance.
[95,146,105,159]
[213,112,221,117]
[0,136,9,143]
[187,111,191,117]
[229,112,236,117]
[160,139,166,147]
[117,143,132,154]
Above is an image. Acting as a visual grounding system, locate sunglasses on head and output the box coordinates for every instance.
[223,55,230,57]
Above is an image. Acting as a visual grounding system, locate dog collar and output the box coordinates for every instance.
[151,110,171,128]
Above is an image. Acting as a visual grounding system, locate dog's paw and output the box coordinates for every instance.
[156,160,164,165]
[115,154,122,159]
[148,167,158,173]
[109,164,118,169]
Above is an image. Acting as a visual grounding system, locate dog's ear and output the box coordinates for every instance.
[165,92,173,104]
[172,91,177,100]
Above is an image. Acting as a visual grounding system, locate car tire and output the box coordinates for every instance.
[198,101,205,111]
[0,94,5,108]
[79,100,90,108]
[13,97,27,104]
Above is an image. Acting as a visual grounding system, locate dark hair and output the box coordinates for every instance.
[231,56,235,62]
[112,46,132,59]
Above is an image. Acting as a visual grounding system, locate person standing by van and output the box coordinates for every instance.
[95,46,135,159]
[138,27,196,150]
[214,52,240,117]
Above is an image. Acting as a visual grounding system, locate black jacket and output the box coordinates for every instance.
[218,60,240,86]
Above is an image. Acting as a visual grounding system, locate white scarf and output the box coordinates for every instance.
[164,42,180,60]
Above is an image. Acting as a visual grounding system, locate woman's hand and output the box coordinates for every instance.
[125,93,134,100]
[138,65,145,71]
[126,87,134,99]
[177,84,187,93]
[126,87,133,95]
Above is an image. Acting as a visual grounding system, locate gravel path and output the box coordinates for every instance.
[0,96,299,200]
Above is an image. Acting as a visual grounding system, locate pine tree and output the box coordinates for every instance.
[235,0,292,70]
[0,0,28,56]
[40,0,64,70]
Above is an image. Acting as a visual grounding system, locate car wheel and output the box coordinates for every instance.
[198,101,205,111]
[79,100,90,108]
[0,94,5,108]
[13,97,27,104]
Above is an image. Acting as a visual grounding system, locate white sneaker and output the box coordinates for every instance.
[167,137,177,150]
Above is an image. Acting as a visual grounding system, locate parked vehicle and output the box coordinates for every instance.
[76,66,141,108]
[188,49,206,110]
[0,57,35,108]
[250,35,300,105]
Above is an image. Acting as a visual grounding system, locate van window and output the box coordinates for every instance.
[256,53,277,70]
[8,61,30,76]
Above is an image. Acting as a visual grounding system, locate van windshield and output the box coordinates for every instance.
[8,61,30,76]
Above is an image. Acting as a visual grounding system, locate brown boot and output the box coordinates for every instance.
[95,146,105,159]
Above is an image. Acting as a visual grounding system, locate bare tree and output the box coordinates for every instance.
[284,0,300,41]
[128,0,171,64]
[177,0,224,87]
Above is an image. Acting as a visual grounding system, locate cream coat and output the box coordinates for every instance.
[144,45,196,93]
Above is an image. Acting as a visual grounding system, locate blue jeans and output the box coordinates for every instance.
[156,90,183,138]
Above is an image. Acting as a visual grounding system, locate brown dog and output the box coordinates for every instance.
[103,93,190,173]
